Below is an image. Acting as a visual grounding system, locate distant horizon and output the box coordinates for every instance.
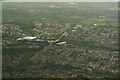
[1,0,120,2]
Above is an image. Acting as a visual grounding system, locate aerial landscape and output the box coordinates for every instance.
[2,2,119,78]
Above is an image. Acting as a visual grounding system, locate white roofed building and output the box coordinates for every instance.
[17,36,37,41]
